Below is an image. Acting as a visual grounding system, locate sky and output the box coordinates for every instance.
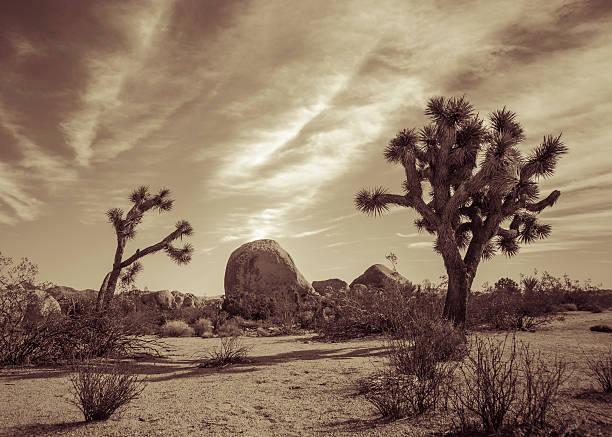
[1,0,611,296]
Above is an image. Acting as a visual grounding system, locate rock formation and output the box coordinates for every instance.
[312,279,348,295]
[350,264,412,290]
[224,239,318,318]
[23,289,61,323]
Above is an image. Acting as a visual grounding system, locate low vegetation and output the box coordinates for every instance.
[586,347,612,393]
[450,335,569,435]
[199,336,250,368]
[68,360,146,422]
[159,320,195,337]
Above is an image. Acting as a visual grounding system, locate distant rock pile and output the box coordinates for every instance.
[350,264,412,290]
[23,289,61,323]
[312,279,348,295]
[140,290,201,310]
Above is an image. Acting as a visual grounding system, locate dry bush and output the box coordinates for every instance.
[73,305,163,359]
[450,335,569,435]
[216,318,242,337]
[363,369,412,420]
[362,312,461,420]
[68,360,146,422]
[0,310,77,365]
[586,347,612,392]
[159,320,194,337]
[193,317,214,337]
[199,336,249,368]
[518,345,570,432]
[316,284,429,339]
[451,336,521,434]
[467,291,554,332]
[560,303,578,311]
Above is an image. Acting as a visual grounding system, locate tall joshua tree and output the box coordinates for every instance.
[355,96,567,325]
[96,186,194,310]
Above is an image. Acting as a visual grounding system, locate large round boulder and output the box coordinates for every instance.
[23,289,61,323]
[312,279,348,296]
[224,239,318,318]
[350,264,413,290]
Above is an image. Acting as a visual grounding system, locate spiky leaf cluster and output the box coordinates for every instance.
[355,96,566,266]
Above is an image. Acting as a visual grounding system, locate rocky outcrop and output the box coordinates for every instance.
[23,289,61,323]
[46,285,97,302]
[140,290,204,310]
[312,279,348,295]
[350,264,412,290]
[224,239,318,318]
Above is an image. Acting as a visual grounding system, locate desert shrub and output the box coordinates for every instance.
[159,320,194,337]
[590,324,612,333]
[578,302,603,313]
[0,311,78,365]
[363,369,412,419]
[193,318,214,337]
[0,297,160,365]
[68,360,146,422]
[316,284,430,339]
[518,345,570,432]
[362,311,460,420]
[216,318,242,337]
[586,347,612,392]
[450,335,569,435]
[199,336,250,368]
[467,290,554,331]
[451,336,521,434]
[560,303,578,311]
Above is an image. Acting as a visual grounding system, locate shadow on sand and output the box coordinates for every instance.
[0,421,88,437]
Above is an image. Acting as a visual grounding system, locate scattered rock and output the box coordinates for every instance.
[23,289,61,323]
[590,325,612,333]
[312,279,348,295]
[350,264,413,290]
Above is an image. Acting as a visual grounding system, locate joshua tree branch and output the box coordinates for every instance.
[120,227,186,268]
[525,190,561,212]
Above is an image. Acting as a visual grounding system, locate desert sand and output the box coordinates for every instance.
[1,311,611,437]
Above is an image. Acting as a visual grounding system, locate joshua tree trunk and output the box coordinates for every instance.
[443,266,471,325]
[96,238,126,310]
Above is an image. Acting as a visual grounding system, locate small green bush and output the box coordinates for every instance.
[193,318,213,337]
[68,360,146,422]
[159,320,194,337]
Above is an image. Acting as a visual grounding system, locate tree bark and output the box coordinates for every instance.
[443,265,470,326]
[98,237,126,310]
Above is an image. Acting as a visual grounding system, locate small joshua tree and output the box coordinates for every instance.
[96,186,193,310]
[386,252,398,272]
[355,96,567,325]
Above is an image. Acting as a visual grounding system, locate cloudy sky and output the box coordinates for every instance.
[1,0,611,295]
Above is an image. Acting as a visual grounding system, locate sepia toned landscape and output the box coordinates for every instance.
[2,1,612,436]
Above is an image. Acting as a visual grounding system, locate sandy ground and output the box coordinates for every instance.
[1,311,611,437]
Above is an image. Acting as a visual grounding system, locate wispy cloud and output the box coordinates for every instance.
[397,232,419,238]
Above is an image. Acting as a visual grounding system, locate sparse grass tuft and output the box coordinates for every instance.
[199,336,250,368]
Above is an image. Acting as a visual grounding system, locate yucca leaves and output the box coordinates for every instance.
[355,187,391,217]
